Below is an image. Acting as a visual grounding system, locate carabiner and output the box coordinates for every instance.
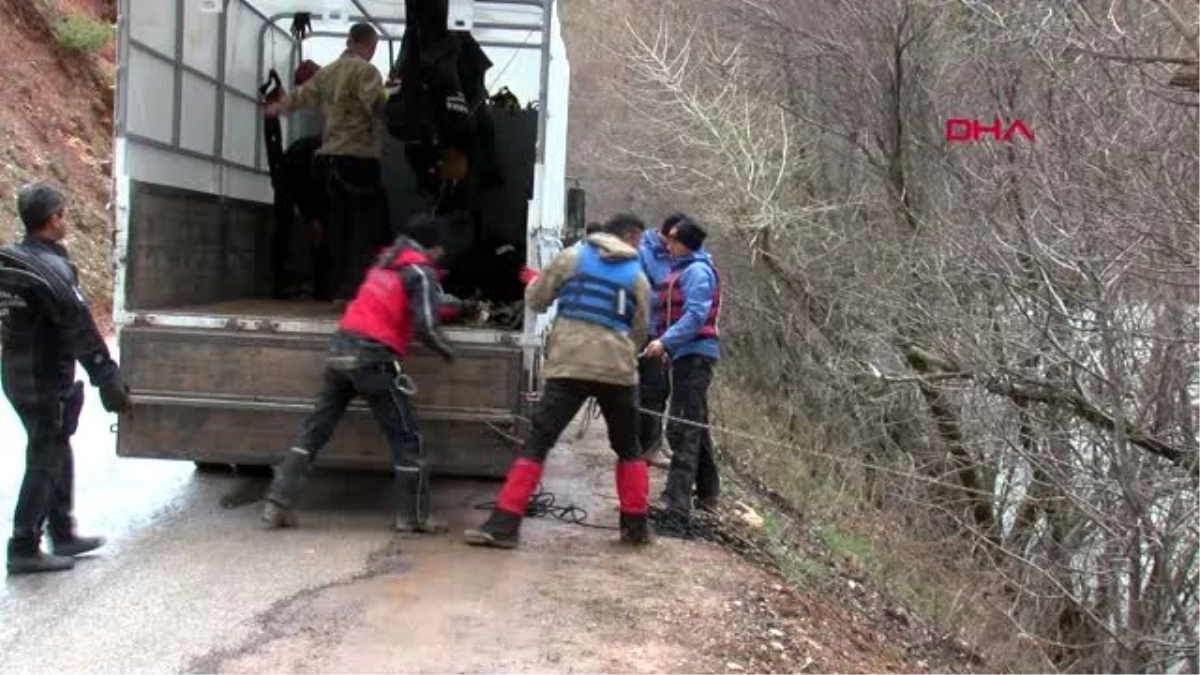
[391,361,418,396]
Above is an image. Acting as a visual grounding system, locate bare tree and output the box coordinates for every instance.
[563,0,1198,670]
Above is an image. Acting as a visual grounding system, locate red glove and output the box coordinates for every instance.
[435,267,450,283]
[519,265,539,285]
[437,304,463,322]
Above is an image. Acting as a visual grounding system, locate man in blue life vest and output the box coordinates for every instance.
[642,218,722,517]
[464,214,654,548]
[637,212,690,469]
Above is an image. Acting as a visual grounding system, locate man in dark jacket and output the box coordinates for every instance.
[464,214,653,549]
[262,214,458,533]
[642,219,722,517]
[1,181,132,575]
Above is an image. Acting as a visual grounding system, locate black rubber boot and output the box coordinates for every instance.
[262,451,310,528]
[393,470,447,534]
[619,513,653,545]
[463,509,522,549]
[7,537,74,575]
[695,496,720,514]
[660,473,693,518]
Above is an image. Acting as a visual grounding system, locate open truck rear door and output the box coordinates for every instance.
[110,0,571,477]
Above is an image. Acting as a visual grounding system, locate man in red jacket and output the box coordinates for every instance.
[262,215,458,533]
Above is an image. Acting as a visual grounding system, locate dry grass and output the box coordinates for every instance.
[710,380,1049,673]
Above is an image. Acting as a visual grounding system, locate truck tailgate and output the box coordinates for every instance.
[116,325,525,478]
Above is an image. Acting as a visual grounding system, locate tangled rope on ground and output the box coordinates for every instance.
[475,484,783,571]
[474,483,617,530]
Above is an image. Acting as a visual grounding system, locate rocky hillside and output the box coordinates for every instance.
[0,0,116,333]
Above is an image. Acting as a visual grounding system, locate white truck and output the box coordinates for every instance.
[110,0,578,477]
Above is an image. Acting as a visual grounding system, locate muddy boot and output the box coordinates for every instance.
[643,448,672,469]
[7,537,74,575]
[660,473,692,518]
[393,470,448,534]
[695,496,720,514]
[262,450,310,528]
[463,509,522,549]
[619,513,653,545]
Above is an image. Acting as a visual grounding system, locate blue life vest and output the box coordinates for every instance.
[557,243,641,334]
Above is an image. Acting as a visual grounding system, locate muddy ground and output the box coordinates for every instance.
[1,370,978,675]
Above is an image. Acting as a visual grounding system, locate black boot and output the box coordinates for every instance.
[619,513,653,545]
[262,450,310,528]
[7,537,74,575]
[463,509,522,549]
[393,469,447,534]
[660,472,693,518]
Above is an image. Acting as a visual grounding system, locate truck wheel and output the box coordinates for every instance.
[194,461,235,474]
[234,464,274,477]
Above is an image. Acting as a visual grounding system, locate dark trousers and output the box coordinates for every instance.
[324,156,389,301]
[266,358,426,514]
[269,188,295,298]
[637,353,671,455]
[489,377,647,523]
[8,384,84,550]
[664,355,720,507]
[522,378,640,463]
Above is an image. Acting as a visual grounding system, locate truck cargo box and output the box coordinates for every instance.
[111,0,571,477]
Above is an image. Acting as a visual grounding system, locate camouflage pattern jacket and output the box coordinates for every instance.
[528,233,650,387]
[281,51,387,159]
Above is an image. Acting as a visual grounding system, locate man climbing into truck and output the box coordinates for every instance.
[264,22,392,306]
[262,214,460,534]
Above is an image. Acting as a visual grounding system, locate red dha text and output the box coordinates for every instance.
[945,118,1035,143]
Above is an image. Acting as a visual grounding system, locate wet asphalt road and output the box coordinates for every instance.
[0,357,492,673]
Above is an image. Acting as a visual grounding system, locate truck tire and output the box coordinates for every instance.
[234,464,274,478]
[194,461,234,474]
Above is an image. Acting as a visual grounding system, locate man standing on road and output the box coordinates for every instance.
[262,215,458,534]
[1,181,133,575]
[636,212,689,469]
[265,23,391,305]
[642,219,722,517]
[464,214,654,549]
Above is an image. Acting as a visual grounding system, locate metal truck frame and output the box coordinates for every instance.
[110,0,571,477]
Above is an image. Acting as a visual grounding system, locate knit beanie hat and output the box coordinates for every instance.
[661,211,689,235]
[671,219,707,251]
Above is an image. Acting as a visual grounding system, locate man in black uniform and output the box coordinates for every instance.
[0,181,132,575]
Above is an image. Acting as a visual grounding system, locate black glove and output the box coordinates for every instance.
[98,371,133,414]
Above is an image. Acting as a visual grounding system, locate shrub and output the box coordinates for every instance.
[56,13,114,54]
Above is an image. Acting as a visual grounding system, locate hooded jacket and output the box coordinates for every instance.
[637,229,672,338]
[658,249,721,362]
[528,232,650,387]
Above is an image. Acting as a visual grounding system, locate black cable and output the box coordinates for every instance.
[474,483,617,530]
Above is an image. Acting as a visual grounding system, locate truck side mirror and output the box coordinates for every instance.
[565,185,586,246]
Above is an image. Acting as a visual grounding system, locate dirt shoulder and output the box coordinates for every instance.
[187,414,966,674]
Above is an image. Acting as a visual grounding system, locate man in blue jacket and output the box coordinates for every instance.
[636,212,688,469]
[642,219,721,516]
